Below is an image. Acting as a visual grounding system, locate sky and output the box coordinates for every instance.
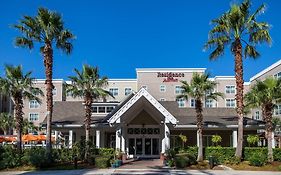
[0,0,280,81]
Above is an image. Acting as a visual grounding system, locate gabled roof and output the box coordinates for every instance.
[107,88,178,124]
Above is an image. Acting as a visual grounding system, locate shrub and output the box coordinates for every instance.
[273,148,281,161]
[174,155,188,168]
[248,152,267,167]
[0,145,22,169]
[24,147,49,168]
[95,156,110,168]
[211,135,222,146]
[205,147,235,164]
[246,135,259,147]
[243,147,267,161]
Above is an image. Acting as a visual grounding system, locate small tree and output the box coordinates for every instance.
[247,135,259,147]
[178,134,187,148]
[211,135,222,147]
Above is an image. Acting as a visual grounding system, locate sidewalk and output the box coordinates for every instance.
[1,169,281,175]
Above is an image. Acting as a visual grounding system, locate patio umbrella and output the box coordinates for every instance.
[5,136,16,142]
[36,135,46,141]
[22,134,38,142]
[0,137,6,143]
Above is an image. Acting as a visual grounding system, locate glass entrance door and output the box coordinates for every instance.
[128,138,159,157]
[136,138,143,155]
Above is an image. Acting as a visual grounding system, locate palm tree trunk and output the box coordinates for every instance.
[14,94,23,153]
[43,42,54,160]
[195,99,203,162]
[84,93,92,161]
[233,39,244,159]
[264,103,274,162]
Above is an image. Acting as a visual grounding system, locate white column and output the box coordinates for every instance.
[96,130,100,148]
[69,130,73,149]
[272,132,275,148]
[116,128,121,150]
[121,128,125,152]
[197,131,200,147]
[54,131,58,148]
[161,124,170,153]
[232,130,238,148]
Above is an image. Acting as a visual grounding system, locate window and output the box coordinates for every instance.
[29,100,40,109]
[106,106,114,113]
[124,88,132,96]
[159,98,166,101]
[92,106,115,113]
[274,104,281,115]
[66,91,72,97]
[141,85,148,90]
[109,88,118,96]
[205,99,214,108]
[160,85,166,92]
[29,113,39,122]
[225,99,236,107]
[274,72,281,79]
[190,99,195,108]
[175,86,183,94]
[254,111,261,120]
[225,85,235,94]
[176,98,185,107]
[52,88,57,96]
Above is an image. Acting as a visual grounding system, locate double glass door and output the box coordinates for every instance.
[129,137,159,156]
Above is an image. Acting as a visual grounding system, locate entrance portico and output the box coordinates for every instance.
[107,88,178,158]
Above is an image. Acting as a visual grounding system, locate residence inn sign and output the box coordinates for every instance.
[157,72,185,82]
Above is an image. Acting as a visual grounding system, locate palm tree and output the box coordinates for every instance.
[204,0,271,159]
[0,112,14,135]
[0,65,43,152]
[65,64,112,161]
[22,118,38,135]
[14,7,75,156]
[245,77,281,162]
[177,73,223,161]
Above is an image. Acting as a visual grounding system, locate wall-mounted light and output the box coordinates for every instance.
[166,131,170,137]
[117,130,121,137]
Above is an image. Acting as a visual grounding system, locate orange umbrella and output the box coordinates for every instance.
[36,135,46,141]
[0,137,6,143]
[22,134,38,142]
[5,136,16,142]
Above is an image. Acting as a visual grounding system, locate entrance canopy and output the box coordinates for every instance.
[107,88,178,125]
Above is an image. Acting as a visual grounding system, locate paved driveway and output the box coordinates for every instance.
[1,169,281,175]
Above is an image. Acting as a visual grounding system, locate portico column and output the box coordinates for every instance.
[197,132,200,147]
[121,127,125,152]
[69,130,73,148]
[161,124,170,153]
[54,131,58,148]
[272,132,275,148]
[116,127,121,150]
[96,130,100,148]
[232,130,238,147]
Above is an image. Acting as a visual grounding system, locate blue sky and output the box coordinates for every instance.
[0,0,280,81]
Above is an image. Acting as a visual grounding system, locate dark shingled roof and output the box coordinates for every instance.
[46,98,264,127]
[160,101,264,126]
[42,101,105,125]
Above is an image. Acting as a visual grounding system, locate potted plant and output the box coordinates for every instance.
[110,159,117,168]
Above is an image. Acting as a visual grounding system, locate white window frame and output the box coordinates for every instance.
[29,100,40,109]
[225,98,236,108]
[52,87,57,96]
[205,99,214,108]
[160,85,166,92]
[124,87,132,96]
[225,85,236,94]
[274,104,281,116]
[190,98,195,108]
[29,113,39,122]
[175,85,183,94]
[176,98,185,108]
[254,111,261,120]
[274,72,281,79]
[109,88,119,96]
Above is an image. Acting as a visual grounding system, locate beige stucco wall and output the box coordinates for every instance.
[22,80,64,126]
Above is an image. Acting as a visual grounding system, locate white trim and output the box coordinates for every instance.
[108,79,137,82]
[33,79,64,83]
[250,59,281,82]
[108,88,178,124]
[136,68,206,73]
[244,82,250,85]
[213,76,235,80]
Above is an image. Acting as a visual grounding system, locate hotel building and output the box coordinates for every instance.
[15,59,281,158]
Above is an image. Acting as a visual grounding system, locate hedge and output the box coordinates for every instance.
[95,156,110,168]
[168,147,281,164]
